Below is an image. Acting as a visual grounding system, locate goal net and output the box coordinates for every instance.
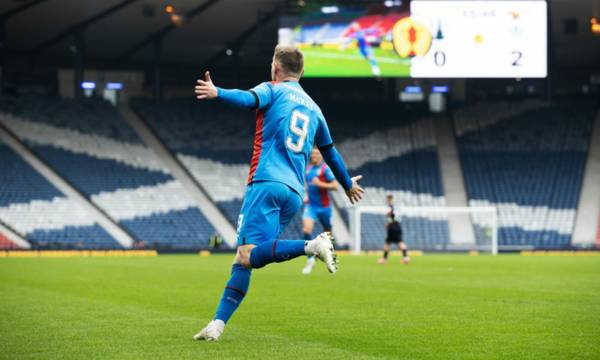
[349,206,498,255]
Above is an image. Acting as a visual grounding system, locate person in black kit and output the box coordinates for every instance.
[378,194,410,264]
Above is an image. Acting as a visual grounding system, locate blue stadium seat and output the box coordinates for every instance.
[0,138,121,249]
[0,96,216,249]
[454,100,595,249]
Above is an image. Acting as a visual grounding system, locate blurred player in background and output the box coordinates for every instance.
[193,45,364,341]
[379,194,410,264]
[343,22,381,76]
[302,148,338,274]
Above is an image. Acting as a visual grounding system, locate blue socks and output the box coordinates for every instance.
[249,240,307,269]
[214,241,307,323]
[214,264,252,323]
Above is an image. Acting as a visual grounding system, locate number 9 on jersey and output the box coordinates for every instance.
[286,110,309,153]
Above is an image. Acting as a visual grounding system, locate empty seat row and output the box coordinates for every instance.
[0,96,217,249]
[454,100,595,248]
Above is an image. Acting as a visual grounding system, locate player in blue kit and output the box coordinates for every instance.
[344,22,381,76]
[192,45,364,341]
[302,148,338,274]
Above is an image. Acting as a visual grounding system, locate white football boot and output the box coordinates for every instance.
[371,65,381,77]
[305,232,338,274]
[193,319,225,342]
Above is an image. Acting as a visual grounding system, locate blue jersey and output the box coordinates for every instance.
[355,29,368,49]
[247,81,333,197]
[305,163,335,209]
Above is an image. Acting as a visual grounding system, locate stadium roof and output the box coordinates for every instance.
[3,0,600,73]
[3,0,281,70]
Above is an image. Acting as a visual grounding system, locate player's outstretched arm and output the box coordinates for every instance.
[346,175,364,204]
[318,144,364,204]
[195,71,218,99]
[194,71,257,108]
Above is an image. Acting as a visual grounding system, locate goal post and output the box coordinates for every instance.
[350,206,498,255]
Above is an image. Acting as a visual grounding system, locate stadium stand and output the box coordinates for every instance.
[132,98,253,230]
[294,11,404,46]
[332,112,448,250]
[318,23,348,43]
[342,13,405,38]
[454,100,595,249]
[2,94,593,251]
[0,96,215,249]
[133,97,447,250]
[134,97,311,240]
[0,136,119,249]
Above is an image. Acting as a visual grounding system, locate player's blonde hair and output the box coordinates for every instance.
[273,45,304,78]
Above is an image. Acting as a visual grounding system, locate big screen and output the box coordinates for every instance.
[278,1,547,78]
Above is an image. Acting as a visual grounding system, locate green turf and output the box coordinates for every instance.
[302,47,411,77]
[1,255,599,359]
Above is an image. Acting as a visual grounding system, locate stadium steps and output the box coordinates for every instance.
[0,116,135,248]
[572,109,600,246]
[434,113,476,245]
[121,105,237,247]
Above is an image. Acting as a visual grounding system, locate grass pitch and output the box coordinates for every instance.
[1,254,599,359]
[302,47,411,77]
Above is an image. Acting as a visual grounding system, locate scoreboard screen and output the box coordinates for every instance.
[409,1,548,78]
[278,0,547,78]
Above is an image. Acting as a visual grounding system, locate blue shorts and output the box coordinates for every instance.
[302,205,333,231]
[236,181,302,246]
